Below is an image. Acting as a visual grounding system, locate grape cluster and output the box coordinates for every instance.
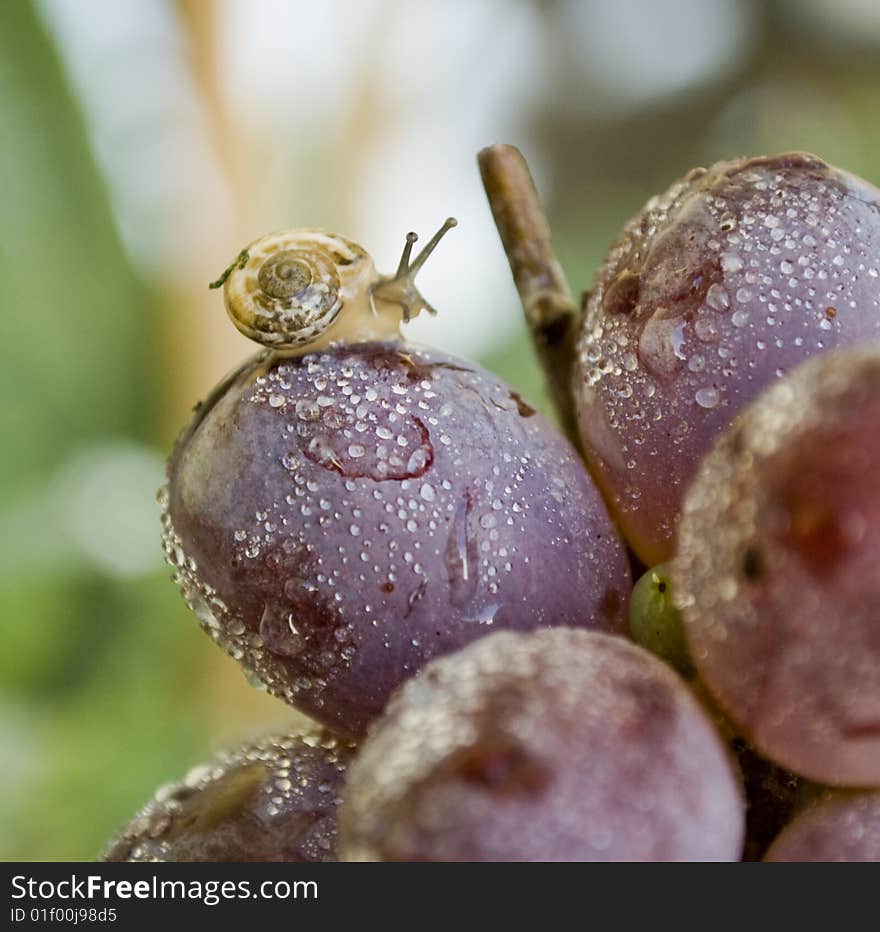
[105,150,880,861]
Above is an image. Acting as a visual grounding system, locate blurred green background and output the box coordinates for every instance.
[2,0,880,859]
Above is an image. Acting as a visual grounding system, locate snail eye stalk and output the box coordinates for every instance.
[372,217,457,321]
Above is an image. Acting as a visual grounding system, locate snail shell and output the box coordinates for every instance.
[220,230,375,349]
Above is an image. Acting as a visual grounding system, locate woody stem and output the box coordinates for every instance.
[478,144,580,444]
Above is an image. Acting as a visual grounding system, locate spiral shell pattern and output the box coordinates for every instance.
[222,230,371,349]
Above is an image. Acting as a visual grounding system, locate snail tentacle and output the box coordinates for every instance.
[371,218,457,321]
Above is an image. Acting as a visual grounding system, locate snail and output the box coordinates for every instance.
[164,213,630,736]
[209,218,458,351]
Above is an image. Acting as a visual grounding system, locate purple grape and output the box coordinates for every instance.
[674,347,880,786]
[765,791,880,862]
[103,729,353,862]
[164,343,630,736]
[575,152,880,565]
[339,628,744,861]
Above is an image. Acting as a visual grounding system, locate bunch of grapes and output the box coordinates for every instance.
[106,148,880,862]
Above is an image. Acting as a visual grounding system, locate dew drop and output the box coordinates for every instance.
[705,283,730,311]
[296,399,320,421]
[721,252,743,273]
[695,317,719,342]
[695,387,719,409]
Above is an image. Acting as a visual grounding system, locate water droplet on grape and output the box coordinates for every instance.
[695,387,720,409]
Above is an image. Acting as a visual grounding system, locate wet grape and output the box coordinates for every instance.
[674,346,880,786]
[765,791,880,862]
[103,728,353,862]
[164,342,631,736]
[575,152,880,564]
[628,564,692,675]
[339,628,744,861]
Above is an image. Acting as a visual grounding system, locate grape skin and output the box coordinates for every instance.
[765,791,880,862]
[165,342,631,736]
[575,152,880,565]
[340,628,744,862]
[674,347,880,787]
[103,729,354,862]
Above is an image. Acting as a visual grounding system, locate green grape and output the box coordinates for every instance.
[628,564,692,675]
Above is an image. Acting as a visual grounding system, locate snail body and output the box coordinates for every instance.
[214,219,457,354]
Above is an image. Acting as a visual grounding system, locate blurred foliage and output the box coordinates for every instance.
[0,3,148,490]
[0,1,208,860]
[3,0,880,860]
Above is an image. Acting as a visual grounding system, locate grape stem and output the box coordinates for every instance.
[478,144,580,445]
